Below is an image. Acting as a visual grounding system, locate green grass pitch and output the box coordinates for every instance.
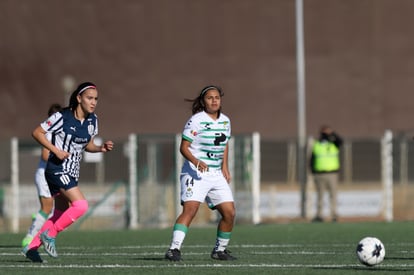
[1,221,414,274]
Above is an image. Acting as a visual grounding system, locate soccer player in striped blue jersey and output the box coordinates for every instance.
[22,82,114,263]
[165,85,236,261]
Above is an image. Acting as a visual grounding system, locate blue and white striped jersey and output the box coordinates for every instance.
[40,108,98,180]
[182,111,231,170]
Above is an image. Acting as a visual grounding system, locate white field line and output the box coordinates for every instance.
[0,250,350,256]
[2,242,414,257]
[2,242,410,251]
[2,243,414,270]
[1,263,414,269]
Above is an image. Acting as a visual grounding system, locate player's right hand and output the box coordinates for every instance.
[55,150,70,160]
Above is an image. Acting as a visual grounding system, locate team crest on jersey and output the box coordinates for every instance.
[88,124,95,135]
[223,121,229,129]
[191,130,197,136]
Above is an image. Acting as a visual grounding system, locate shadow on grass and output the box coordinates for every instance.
[133,257,167,261]
[314,266,414,272]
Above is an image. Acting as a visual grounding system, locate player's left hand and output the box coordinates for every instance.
[102,141,114,152]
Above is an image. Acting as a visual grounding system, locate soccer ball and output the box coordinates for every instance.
[356,237,385,266]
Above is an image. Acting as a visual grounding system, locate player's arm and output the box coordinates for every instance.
[85,137,114,153]
[180,139,207,172]
[222,143,231,183]
[32,126,69,160]
[40,147,50,162]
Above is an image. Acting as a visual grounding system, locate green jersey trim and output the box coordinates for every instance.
[182,134,193,142]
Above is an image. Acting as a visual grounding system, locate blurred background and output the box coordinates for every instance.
[1,0,414,232]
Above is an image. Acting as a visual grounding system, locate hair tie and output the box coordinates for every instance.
[78,85,96,95]
[200,85,221,97]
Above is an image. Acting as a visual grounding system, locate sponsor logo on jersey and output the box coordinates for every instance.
[74,137,88,143]
[214,133,227,145]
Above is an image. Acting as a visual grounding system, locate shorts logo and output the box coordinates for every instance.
[185,187,193,198]
[59,174,71,185]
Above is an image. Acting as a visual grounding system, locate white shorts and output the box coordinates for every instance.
[180,161,234,208]
[34,167,52,198]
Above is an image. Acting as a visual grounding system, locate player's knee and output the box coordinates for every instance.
[222,206,236,222]
[228,208,236,221]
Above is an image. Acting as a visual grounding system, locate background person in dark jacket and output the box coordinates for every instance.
[310,125,343,222]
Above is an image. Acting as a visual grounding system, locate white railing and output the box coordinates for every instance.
[0,131,401,232]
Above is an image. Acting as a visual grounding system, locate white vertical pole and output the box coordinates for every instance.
[10,137,19,233]
[252,132,261,224]
[175,134,183,218]
[399,140,408,185]
[147,142,157,185]
[61,75,75,104]
[296,0,307,218]
[128,134,138,229]
[305,137,315,219]
[381,130,393,222]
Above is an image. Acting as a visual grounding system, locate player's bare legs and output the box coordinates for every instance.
[215,202,236,232]
[165,201,201,261]
[175,201,201,226]
[211,201,236,260]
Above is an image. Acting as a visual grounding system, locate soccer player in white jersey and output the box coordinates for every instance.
[21,103,62,248]
[165,85,236,261]
[22,82,114,263]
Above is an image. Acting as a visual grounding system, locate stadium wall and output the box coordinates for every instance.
[1,1,414,141]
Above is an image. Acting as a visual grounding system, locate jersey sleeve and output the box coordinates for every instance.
[40,112,63,133]
[227,118,232,138]
[92,115,99,137]
[182,116,198,142]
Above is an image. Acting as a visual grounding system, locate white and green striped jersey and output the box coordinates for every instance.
[182,111,231,170]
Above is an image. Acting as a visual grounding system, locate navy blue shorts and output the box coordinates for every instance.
[45,170,78,196]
